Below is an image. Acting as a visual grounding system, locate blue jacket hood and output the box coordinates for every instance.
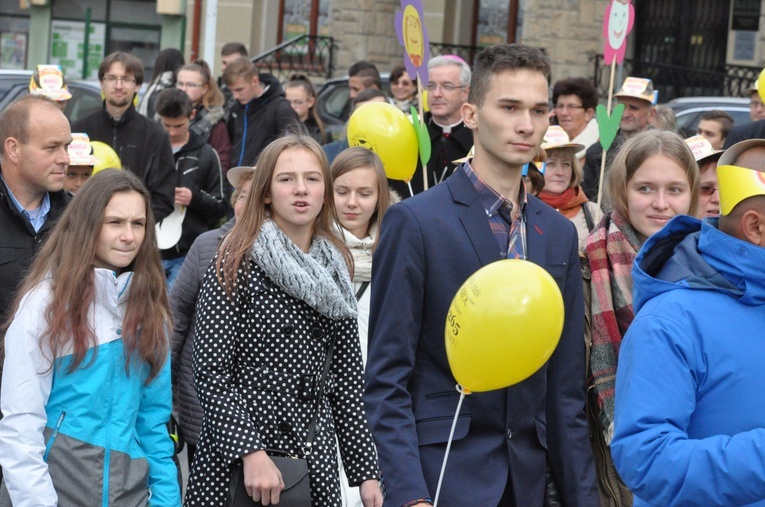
[632,214,765,313]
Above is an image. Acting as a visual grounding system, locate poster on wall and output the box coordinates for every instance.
[0,32,27,69]
[49,20,106,80]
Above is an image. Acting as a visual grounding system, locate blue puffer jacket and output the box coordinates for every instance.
[612,215,765,507]
[0,269,180,507]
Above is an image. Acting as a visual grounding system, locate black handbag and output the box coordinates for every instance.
[226,336,335,507]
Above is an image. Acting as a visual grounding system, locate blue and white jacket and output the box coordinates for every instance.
[0,269,180,507]
[612,215,765,506]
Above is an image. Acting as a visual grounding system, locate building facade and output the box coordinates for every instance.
[2,0,763,98]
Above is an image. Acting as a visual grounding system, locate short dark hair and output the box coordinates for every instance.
[221,42,248,58]
[349,60,381,90]
[99,51,145,86]
[390,65,416,85]
[552,77,598,111]
[468,44,551,108]
[155,88,193,118]
[352,88,387,109]
[0,95,61,157]
[700,109,734,138]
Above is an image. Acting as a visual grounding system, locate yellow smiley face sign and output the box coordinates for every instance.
[402,5,424,67]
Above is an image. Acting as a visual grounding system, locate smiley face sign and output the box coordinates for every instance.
[603,0,635,65]
[395,0,430,86]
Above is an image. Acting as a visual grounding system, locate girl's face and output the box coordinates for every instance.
[286,86,314,122]
[543,152,573,195]
[94,191,147,272]
[333,166,379,239]
[234,179,253,221]
[391,73,417,102]
[627,153,692,240]
[176,69,208,106]
[265,148,325,237]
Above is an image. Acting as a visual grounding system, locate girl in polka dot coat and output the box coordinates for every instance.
[184,134,383,507]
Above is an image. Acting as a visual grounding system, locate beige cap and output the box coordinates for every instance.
[614,77,656,105]
[684,135,722,165]
[541,125,585,152]
[227,166,257,188]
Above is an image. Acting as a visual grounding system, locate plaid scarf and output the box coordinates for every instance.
[585,210,644,443]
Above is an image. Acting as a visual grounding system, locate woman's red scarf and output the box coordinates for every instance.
[538,186,589,218]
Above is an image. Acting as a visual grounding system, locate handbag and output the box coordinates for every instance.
[226,336,336,507]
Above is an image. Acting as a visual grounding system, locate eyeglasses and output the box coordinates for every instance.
[426,82,465,93]
[554,103,585,111]
[700,185,718,196]
[176,81,205,89]
[289,99,307,106]
[103,75,135,85]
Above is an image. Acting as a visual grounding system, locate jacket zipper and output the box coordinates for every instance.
[102,343,116,507]
[43,411,67,461]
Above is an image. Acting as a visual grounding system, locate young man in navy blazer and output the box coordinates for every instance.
[365,44,598,506]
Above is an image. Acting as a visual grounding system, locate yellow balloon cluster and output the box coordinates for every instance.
[347,102,418,182]
[445,260,565,393]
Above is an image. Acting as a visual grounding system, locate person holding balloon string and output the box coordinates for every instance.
[365,43,598,507]
[584,129,699,506]
[185,133,383,506]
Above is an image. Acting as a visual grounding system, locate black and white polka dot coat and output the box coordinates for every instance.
[184,259,379,506]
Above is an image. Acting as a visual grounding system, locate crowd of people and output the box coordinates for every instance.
[0,38,763,507]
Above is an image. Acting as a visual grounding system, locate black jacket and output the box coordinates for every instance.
[72,102,176,221]
[0,176,69,324]
[227,74,300,166]
[161,131,227,259]
[723,119,765,149]
[582,129,628,201]
[389,112,473,197]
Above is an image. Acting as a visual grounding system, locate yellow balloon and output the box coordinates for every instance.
[347,101,418,182]
[445,259,565,393]
[91,141,122,174]
[758,68,765,105]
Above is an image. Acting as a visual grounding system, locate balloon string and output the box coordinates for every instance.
[407,180,414,197]
[433,385,470,506]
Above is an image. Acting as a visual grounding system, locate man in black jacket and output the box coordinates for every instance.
[155,89,227,290]
[0,94,72,328]
[223,57,299,167]
[72,51,175,222]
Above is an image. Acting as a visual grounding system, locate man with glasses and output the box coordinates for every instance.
[722,77,765,149]
[551,77,599,161]
[72,51,175,221]
[391,55,473,197]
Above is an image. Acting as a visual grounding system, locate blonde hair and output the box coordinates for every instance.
[605,130,700,220]
[330,147,391,249]
[545,146,583,189]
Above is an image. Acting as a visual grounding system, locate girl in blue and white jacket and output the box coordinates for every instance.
[0,169,180,506]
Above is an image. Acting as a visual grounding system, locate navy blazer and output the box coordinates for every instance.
[365,167,597,506]
[723,119,765,149]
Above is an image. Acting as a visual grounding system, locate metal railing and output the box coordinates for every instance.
[251,35,334,82]
[592,54,760,101]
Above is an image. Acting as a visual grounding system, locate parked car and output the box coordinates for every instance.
[315,74,391,140]
[666,96,750,138]
[0,70,106,123]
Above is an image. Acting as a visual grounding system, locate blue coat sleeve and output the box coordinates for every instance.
[136,355,181,506]
[612,313,765,506]
[364,203,431,506]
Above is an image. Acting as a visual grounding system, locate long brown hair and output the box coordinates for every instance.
[217,133,352,296]
[179,59,225,109]
[3,169,170,381]
[330,147,392,249]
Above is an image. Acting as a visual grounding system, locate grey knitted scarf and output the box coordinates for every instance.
[251,220,357,320]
